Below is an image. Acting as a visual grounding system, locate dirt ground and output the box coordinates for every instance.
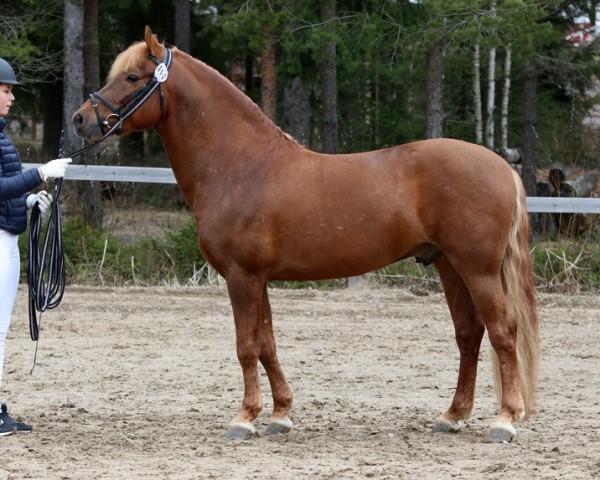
[1,284,599,479]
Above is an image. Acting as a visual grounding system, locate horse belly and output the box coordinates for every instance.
[269,214,421,281]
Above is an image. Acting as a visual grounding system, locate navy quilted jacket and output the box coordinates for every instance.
[0,118,43,234]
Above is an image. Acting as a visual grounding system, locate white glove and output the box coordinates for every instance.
[26,190,54,213]
[39,157,72,180]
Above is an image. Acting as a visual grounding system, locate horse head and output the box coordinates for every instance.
[72,26,170,141]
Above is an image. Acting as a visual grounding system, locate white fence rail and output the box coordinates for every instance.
[526,197,600,213]
[23,163,176,184]
[23,163,600,214]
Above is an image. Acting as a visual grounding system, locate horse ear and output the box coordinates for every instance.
[144,26,163,58]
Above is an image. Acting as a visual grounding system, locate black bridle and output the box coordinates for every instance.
[71,47,173,159]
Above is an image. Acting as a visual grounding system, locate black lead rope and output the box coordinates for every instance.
[27,178,66,342]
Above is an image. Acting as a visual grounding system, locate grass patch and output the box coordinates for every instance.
[531,239,600,293]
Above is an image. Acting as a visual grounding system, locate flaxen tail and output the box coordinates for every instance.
[493,170,540,417]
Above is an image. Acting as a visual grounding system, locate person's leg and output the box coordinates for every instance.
[0,230,20,391]
[0,229,20,436]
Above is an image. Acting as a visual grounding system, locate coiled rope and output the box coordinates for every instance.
[27,178,66,341]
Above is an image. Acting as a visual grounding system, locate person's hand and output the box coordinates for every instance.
[39,157,72,180]
[26,190,54,213]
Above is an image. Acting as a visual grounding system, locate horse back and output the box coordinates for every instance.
[247,138,516,280]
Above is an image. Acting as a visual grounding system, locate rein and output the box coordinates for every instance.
[27,48,173,342]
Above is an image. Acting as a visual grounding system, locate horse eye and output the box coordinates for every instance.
[126,74,140,82]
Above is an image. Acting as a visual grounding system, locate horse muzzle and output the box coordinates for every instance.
[72,108,104,141]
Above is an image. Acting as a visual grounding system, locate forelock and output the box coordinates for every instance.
[108,42,148,81]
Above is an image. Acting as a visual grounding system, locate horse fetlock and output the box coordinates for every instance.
[273,393,293,416]
[498,403,525,423]
[239,393,264,417]
[234,402,263,425]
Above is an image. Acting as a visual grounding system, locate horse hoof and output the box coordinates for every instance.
[224,424,257,440]
[432,416,464,433]
[489,422,516,443]
[264,418,293,436]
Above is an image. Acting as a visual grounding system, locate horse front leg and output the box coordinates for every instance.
[433,257,485,434]
[258,285,294,435]
[224,272,265,440]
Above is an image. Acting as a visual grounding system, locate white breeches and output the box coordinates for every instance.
[0,229,20,393]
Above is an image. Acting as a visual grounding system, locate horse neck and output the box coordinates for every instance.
[157,55,302,185]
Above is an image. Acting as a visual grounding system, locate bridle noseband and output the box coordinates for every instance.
[89,48,172,137]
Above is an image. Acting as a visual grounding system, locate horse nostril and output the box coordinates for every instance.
[73,112,83,126]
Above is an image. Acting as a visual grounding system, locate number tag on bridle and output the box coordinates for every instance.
[154,63,169,83]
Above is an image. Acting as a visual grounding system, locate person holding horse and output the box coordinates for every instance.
[0,57,71,436]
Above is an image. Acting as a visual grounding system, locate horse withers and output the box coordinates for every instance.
[72,27,539,443]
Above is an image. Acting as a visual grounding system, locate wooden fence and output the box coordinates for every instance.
[23,163,600,214]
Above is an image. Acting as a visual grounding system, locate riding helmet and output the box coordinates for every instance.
[0,58,21,85]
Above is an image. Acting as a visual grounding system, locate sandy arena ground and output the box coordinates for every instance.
[1,284,599,479]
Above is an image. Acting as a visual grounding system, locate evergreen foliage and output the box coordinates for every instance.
[3,0,599,162]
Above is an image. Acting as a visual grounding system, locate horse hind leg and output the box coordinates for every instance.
[257,285,294,435]
[467,274,526,443]
[432,256,485,434]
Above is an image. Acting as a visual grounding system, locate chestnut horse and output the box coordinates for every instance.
[73,27,539,443]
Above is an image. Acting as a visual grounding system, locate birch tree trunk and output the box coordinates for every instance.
[485,0,497,149]
[473,43,483,144]
[485,45,496,149]
[500,46,512,151]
